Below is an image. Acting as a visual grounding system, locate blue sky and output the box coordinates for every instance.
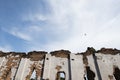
[0,0,120,52]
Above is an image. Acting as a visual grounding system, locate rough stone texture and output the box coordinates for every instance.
[50,50,70,58]
[0,53,22,80]
[95,53,120,80]
[97,48,120,55]
[27,51,47,61]
[42,53,69,80]
[0,48,120,80]
[76,47,96,56]
[55,65,62,71]
[15,58,44,80]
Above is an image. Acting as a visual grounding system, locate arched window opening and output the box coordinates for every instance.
[30,69,37,80]
[56,71,65,80]
[84,66,95,80]
[113,67,120,80]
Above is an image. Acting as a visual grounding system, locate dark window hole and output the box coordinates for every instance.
[71,59,74,61]
[113,67,120,80]
[56,71,65,80]
[84,66,95,80]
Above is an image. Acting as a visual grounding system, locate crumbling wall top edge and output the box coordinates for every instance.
[0,51,26,57]
[76,47,96,56]
[50,49,71,58]
[96,48,120,55]
[27,51,47,61]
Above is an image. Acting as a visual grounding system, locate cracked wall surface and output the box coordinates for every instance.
[0,48,120,80]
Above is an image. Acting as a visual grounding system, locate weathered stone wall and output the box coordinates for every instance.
[0,48,120,80]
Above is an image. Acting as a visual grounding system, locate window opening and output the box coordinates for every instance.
[56,71,65,80]
[30,69,37,80]
[113,67,120,80]
[84,66,95,80]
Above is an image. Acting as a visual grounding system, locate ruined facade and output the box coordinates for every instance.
[0,47,120,80]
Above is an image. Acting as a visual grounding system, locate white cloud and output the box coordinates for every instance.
[5,0,120,52]
[5,26,42,41]
[9,27,32,41]
[11,30,32,41]
[38,0,120,52]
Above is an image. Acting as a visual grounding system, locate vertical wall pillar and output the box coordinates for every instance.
[0,53,21,80]
[42,54,51,80]
[70,54,84,80]
[95,53,120,80]
[43,50,70,80]
[86,54,99,80]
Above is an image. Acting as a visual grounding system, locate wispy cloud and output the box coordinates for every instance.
[3,0,120,52]
[5,26,43,41]
[38,0,120,52]
[22,13,47,22]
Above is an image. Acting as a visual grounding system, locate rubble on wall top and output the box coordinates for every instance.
[50,50,71,58]
[27,51,47,61]
[76,47,120,56]
[0,51,26,57]
[0,51,6,57]
[0,47,120,58]
[76,47,96,56]
[97,48,120,55]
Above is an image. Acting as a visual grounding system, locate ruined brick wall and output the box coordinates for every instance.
[0,48,120,80]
